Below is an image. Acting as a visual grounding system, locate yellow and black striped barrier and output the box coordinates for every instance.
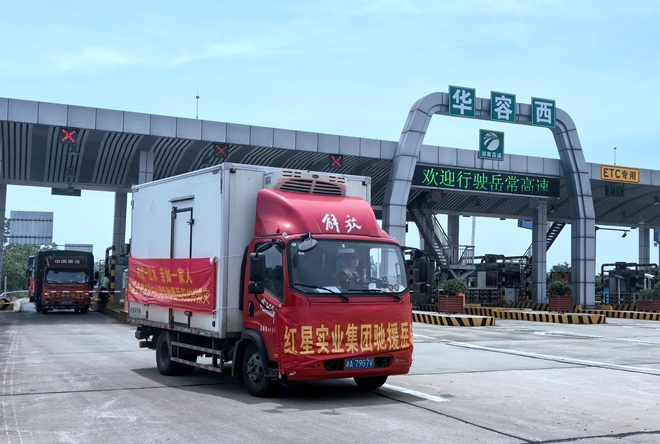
[0,298,11,310]
[495,310,605,324]
[510,302,549,311]
[463,307,527,317]
[583,310,660,321]
[413,310,495,327]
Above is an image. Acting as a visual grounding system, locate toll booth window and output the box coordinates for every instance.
[258,244,284,301]
[486,271,498,287]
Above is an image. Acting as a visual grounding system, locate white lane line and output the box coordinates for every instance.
[444,340,660,376]
[413,334,436,340]
[531,330,660,346]
[382,384,450,402]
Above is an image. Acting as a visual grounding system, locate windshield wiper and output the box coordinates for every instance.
[295,284,350,302]
[347,288,401,301]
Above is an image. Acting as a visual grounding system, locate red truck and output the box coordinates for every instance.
[128,163,417,396]
[28,250,96,314]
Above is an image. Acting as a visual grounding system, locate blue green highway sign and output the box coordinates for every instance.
[449,85,476,118]
[412,165,560,198]
[490,91,516,123]
[479,129,504,161]
[531,97,556,127]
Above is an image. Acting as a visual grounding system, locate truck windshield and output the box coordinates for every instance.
[45,270,89,285]
[288,239,407,296]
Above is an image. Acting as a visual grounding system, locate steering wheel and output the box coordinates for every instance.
[365,277,385,287]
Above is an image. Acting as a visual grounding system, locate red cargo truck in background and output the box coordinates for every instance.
[28,250,96,314]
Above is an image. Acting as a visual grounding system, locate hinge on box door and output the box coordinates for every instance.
[187,218,194,226]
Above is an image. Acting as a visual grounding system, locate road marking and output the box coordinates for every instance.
[382,384,450,402]
[531,330,660,346]
[413,333,436,340]
[444,340,660,376]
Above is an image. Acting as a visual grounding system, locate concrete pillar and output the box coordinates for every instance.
[0,183,6,282]
[113,193,127,254]
[447,215,460,263]
[639,228,650,265]
[532,200,547,304]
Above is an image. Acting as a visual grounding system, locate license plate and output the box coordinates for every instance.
[61,301,72,305]
[345,357,374,370]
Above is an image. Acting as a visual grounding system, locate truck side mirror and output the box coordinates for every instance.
[418,257,429,283]
[248,282,264,295]
[249,253,266,282]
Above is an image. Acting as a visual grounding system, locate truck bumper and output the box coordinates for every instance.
[43,299,91,309]
[280,348,413,381]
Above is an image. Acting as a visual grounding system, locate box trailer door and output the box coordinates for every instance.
[171,206,193,258]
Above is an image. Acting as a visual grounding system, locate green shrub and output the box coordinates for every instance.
[639,288,657,300]
[652,281,660,295]
[441,279,467,295]
[547,280,571,296]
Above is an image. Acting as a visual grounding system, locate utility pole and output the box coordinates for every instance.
[196,91,200,120]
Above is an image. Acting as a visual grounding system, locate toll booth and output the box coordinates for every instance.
[601,262,658,305]
[466,254,526,306]
[99,244,130,308]
[405,248,436,308]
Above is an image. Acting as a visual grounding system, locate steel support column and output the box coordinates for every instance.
[639,228,650,266]
[139,151,154,185]
[447,215,460,263]
[112,193,127,254]
[532,200,547,303]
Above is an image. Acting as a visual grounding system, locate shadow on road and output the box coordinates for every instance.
[131,364,399,410]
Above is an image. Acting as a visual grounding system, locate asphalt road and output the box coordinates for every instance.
[2,301,660,444]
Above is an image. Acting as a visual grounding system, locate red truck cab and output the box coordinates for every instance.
[241,188,413,394]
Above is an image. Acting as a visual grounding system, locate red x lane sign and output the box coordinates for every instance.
[214,143,228,157]
[61,128,78,146]
[329,154,342,168]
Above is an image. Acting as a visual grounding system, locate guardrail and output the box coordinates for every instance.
[0,290,29,299]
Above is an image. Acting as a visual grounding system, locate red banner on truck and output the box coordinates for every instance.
[127,257,216,314]
[275,302,413,374]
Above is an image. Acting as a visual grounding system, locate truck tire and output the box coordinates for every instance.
[354,375,388,390]
[242,343,276,397]
[155,331,195,376]
[35,298,42,312]
[80,307,89,314]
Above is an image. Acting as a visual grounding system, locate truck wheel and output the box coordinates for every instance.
[242,343,276,397]
[354,376,388,390]
[35,298,42,312]
[80,307,89,314]
[155,331,194,376]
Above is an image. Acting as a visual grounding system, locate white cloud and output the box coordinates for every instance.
[0,36,288,76]
[48,46,137,73]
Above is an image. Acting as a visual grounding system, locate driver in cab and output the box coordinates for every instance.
[337,253,366,288]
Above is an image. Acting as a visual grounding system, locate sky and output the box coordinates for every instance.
[2,0,660,269]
